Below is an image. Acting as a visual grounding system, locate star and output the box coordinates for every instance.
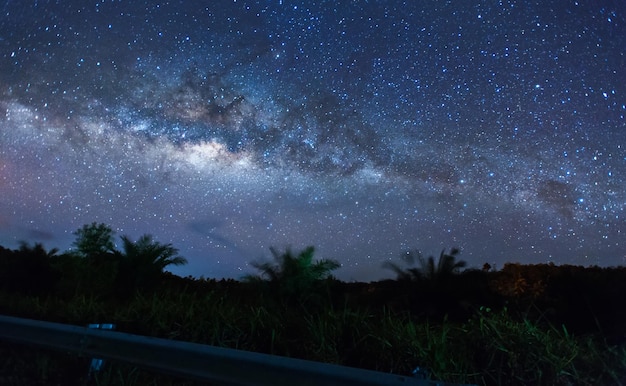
[0,1,624,281]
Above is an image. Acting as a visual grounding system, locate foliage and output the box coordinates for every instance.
[71,222,117,258]
[118,234,187,293]
[1,286,624,385]
[2,230,626,385]
[383,247,467,282]
[462,306,626,385]
[0,242,59,295]
[243,246,340,306]
[56,224,189,298]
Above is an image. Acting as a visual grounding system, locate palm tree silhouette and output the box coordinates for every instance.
[384,248,466,282]
[17,242,59,258]
[244,246,340,305]
[383,248,468,318]
[119,234,187,291]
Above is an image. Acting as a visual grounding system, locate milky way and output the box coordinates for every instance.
[1,1,625,281]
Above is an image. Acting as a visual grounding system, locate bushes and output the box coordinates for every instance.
[0,243,59,296]
[1,283,625,385]
[2,235,626,384]
[243,246,340,308]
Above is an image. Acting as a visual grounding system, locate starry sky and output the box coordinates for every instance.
[0,1,624,281]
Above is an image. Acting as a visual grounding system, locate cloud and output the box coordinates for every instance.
[536,180,577,219]
[188,219,239,251]
[23,228,55,241]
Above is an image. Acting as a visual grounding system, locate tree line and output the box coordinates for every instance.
[2,222,626,384]
[0,223,187,298]
[2,221,626,340]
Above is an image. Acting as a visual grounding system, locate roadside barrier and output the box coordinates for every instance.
[0,314,474,385]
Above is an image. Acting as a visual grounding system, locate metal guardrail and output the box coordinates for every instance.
[0,314,471,385]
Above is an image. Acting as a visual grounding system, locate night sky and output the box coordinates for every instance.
[1,1,624,281]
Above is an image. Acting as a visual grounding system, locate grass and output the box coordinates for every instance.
[1,276,626,385]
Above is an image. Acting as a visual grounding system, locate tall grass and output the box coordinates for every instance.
[1,284,625,385]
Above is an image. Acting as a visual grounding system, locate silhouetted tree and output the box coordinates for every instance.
[244,246,340,306]
[0,242,59,295]
[66,223,120,297]
[382,248,470,318]
[429,248,467,280]
[18,242,59,258]
[384,248,466,282]
[118,234,187,292]
[71,222,116,258]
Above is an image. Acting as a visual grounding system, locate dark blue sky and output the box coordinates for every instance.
[1,1,624,281]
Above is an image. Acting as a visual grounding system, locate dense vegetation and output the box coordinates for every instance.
[1,223,625,385]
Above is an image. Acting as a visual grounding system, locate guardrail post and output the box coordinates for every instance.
[412,366,429,379]
[87,323,116,379]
